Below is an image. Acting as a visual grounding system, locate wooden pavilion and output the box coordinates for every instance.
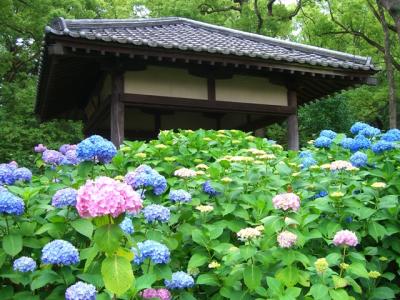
[36,17,378,149]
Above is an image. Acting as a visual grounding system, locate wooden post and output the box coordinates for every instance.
[111,71,125,147]
[287,89,299,150]
[254,128,266,137]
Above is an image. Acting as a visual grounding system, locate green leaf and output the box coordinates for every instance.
[243,264,262,291]
[368,222,387,242]
[94,224,123,254]
[240,245,256,260]
[348,262,369,279]
[101,255,134,295]
[3,234,22,256]
[378,195,398,209]
[266,276,283,296]
[309,284,329,300]
[371,287,395,299]
[329,289,350,300]
[71,219,94,239]
[222,203,236,216]
[188,253,208,269]
[135,273,157,291]
[30,270,59,290]
[332,275,348,288]
[192,229,208,247]
[196,273,220,286]
[276,265,299,287]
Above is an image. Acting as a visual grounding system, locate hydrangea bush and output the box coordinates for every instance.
[0,125,399,299]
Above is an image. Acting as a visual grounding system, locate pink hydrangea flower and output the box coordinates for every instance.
[141,288,171,300]
[333,230,359,247]
[272,193,300,212]
[76,176,143,218]
[277,231,297,248]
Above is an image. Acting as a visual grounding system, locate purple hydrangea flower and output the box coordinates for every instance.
[65,281,97,300]
[125,165,167,195]
[34,144,47,153]
[52,188,77,208]
[13,167,32,182]
[350,151,368,167]
[314,136,332,148]
[119,216,134,234]
[168,189,192,203]
[76,135,117,163]
[165,271,194,289]
[63,149,81,165]
[141,288,171,300]
[132,240,170,265]
[59,144,76,155]
[143,204,170,223]
[42,150,64,165]
[41,240,79,266]
[13,256,37,272]
[202,181,219,196]
[0,190,24,215]
[320,130,337,139]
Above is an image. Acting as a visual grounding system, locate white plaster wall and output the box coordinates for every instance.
[216,75,287,106]
[124,66,208,100]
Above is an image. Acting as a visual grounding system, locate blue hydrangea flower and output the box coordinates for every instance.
[345,216,353,223]
[65,281,97,300]
[0,164,15,185]
[319,130,337,139]
[13,167,32,182]
[168,189,192,203]
[51,188,77,208]
[202,181,219,196]
[349,135,371,152]
[301,156,316,169]
[350,151,368,167]
[0,186,7,193]
[119,216,134,234]
[165,271,195,289]
[76,135,117,163]
[314,136,332,148]
[371,140,395,154]
[0,191,24,215]
[125,165,167,196]
[143,204,170,223]
[340,137,354,150]
[313,191,328,199]
[13,257,37,272]
[132,240,170,265]
[42,150,64,165]
[382,129,400,142]
[350,122,369,135]
[41,240,79,266]
[299,151,313,158]
[358,125,381,137]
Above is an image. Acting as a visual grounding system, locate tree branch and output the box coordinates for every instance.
[267,0,276,16]
[198,3,242,15]
[288,0,303,20]
[367,0,398,33]
[254,0,263,33]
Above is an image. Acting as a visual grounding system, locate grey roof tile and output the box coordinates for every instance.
[44,17,376,71]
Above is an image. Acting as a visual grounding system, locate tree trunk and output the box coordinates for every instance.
[377,0,397,128]
[379,0,400,44]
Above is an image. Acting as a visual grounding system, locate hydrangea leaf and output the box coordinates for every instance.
[101,255,134,295]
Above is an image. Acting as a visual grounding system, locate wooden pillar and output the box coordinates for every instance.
[254,128,266,137]
[111,71,125,147]
[287,89,299,150]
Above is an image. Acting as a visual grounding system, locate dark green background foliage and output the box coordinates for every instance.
[0,0,398,166]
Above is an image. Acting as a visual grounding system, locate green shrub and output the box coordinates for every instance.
[0,128,399,299]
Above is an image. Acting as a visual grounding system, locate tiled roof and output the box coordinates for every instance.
[45,17,375,72]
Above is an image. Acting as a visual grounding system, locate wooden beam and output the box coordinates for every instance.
[287,89,299,151]
[122,93,295,116]
[110,71,125,147]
